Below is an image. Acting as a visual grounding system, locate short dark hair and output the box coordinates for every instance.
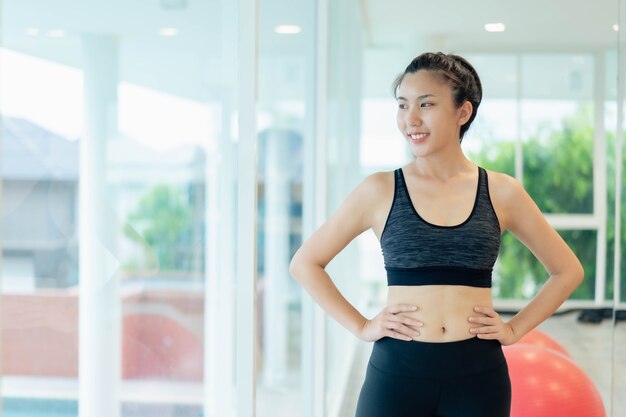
[391,52,482,141]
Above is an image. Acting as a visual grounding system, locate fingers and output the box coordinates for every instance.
[386,318,421,339]
[388,313,423,327]
[475,331,499,340]
[362,306,422,342]
[387,330,414,341]
[473,306,497,317]
[468,307,505,341]
[468,315,496,325]
[470,325,499,335]
[469,306,499,327]
[385,305,422,340]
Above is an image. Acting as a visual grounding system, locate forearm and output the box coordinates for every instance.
[507,269,583,339]
[289,262,368,338]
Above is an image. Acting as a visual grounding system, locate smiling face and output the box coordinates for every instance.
[396,70,472,156]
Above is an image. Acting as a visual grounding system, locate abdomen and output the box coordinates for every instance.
[387,285,493,342]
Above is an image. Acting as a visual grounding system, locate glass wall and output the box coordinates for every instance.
[1,0,623,416]
[1,1,239,416]
[323,2,364,416]
[615,1,626,415]
[255,0,316,415]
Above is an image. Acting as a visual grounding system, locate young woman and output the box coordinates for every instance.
[288,52,584,417]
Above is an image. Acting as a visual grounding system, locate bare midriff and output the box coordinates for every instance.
[387,284,493,342]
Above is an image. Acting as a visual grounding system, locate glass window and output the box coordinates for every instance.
[521,54,594,214]
[1,2,237,416]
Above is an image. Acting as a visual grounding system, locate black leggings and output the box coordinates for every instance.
[355,336,511,417]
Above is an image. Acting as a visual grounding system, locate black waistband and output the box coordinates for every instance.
[369,336,506,378]
[385,266,492,288]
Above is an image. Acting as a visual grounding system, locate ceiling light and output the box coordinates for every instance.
[613,24,619,32]
[484,23,505,32]
[275,25,301,34]
[25,28,39,36]
[46,30,66,38]
[159,28,178,37]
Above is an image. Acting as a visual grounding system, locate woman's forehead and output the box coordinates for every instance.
[398,72,450,98]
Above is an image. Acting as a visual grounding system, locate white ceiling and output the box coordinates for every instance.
[361,0,621,50]
[1,0,622,103]
[5,0,620,63]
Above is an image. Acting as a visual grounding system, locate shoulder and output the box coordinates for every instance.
[341,170,395,225]
[348,170,395,211]
[483,168,521,200]
[482,168,532,231]
[361,169,395,195]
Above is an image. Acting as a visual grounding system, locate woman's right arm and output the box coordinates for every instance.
[288,172,422,342]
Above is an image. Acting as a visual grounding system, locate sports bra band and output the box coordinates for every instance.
[385,266,493,288]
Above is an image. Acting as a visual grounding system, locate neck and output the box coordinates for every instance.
[410,142,473,181]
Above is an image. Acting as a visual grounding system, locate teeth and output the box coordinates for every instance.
[411,133,428,139]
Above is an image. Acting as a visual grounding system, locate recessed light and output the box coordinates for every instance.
[613,24,619,32]
[25,28,39,36]
[484,23,505,32]
[275,25,301,34]
[46,29,65,38]
[159,28,178,36]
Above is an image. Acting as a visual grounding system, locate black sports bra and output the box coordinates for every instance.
[379,166,501,288]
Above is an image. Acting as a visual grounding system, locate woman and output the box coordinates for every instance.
[288,52,584,417]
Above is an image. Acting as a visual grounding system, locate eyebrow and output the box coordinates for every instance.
[397,94,435,101]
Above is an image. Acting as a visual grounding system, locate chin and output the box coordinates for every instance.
[408,144,433,156]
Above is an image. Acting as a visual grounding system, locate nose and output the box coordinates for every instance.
[406,107,422,127]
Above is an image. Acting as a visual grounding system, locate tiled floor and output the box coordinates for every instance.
[339,310,624,417]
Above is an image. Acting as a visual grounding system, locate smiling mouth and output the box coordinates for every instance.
[410,133,429,140]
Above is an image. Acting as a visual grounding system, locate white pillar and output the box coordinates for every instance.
[236,0,259,414]
[79,34,120,417]
[205,87,238,417]
[593,51,607,304]
[205,0,239,414]
[325,1,363,416]
[262,129,291,386]
[615,45,625,308]
[0,0,4,408]
[302,1,329,416]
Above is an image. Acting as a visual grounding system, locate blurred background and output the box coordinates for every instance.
[0,0,624,416]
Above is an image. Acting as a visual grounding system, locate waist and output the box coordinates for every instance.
[369,336,506,379]
[387,285,493,342]
[385,265,493,287]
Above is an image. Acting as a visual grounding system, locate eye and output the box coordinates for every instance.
[421,102,433,108]
[398,104,407,109]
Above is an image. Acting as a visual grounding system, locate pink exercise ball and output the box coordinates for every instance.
[517,328,570,357]
[503,344,605,417]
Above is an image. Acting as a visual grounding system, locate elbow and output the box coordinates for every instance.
[289,252,304,280]
[288,257,298,278]
[289,252,324,282]
[573,261,585,287]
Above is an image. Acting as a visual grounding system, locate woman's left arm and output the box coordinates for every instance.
[469,172,584,346]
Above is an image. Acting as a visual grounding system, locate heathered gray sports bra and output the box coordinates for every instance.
[380,166,501,288]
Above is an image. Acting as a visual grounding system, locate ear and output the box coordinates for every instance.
[457,100,473,126]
